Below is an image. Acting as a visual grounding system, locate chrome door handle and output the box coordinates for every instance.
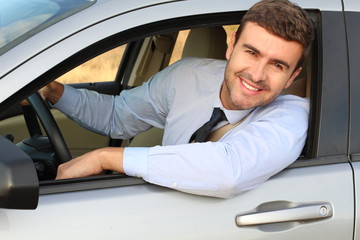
[236,201,333,227]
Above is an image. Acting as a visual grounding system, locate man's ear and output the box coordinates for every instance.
[226,32,237,60]
[284,67,302,89]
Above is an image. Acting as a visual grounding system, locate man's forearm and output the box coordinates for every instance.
[56,147,125,179]
[100,147,125,173]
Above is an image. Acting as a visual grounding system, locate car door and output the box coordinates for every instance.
[0,0,355,239]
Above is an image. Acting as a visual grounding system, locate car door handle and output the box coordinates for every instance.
[236,201,333,227]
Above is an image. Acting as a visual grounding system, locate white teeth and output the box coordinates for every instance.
[242,80,260,91]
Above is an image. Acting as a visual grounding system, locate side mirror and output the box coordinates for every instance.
[0,136,39,209]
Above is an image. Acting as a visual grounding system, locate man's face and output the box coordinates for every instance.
[221,22,303,110]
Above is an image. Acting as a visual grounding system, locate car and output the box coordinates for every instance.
[0,0,359,239]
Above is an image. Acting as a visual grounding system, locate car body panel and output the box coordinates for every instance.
[344,0,360,11]
[0,164,354,239]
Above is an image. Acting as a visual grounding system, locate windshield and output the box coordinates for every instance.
[0,0,96,55]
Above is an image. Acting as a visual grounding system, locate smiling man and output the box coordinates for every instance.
[42,0,314,198]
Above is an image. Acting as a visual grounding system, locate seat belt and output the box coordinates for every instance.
[208,110,253,142]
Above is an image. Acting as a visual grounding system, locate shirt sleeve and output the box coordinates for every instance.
[123,96,309,198]
[53,63,178,139]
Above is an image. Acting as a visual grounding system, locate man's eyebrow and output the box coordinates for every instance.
[242,43,290,70]
[243,43,260,55]
[272,58,290,70]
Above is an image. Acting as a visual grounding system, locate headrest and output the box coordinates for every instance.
[182,27,227,59]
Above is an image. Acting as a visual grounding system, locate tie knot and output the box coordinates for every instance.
[210,108,227,123]
[189,108,227,143]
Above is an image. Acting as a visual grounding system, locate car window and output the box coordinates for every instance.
[0,0,95,55]
[52,25,236,86]
[56,44,126,84]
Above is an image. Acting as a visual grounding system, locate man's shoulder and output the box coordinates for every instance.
[256,95,309,118]
[274,95,309,112]
[161,57,227,89]
[170,57,227,74]
[274,95,309,108]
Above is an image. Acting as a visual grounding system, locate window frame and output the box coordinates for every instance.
[0,10,331,194]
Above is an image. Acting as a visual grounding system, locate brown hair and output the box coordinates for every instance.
[236,0,314,69]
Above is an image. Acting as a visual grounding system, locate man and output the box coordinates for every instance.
[41,0,314,198]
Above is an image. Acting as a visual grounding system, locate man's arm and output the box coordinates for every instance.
[42,76,170,140]
[56,147,125,179]
[55,96,309,199]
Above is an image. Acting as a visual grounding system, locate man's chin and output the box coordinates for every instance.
[232,98,273,110]
[230,95,259,110]
[231,101,257,110]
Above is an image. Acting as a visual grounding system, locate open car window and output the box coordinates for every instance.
[56,45,126,84]
[0,9,319,191]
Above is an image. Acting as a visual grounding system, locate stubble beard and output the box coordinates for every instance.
[223,70,280,110]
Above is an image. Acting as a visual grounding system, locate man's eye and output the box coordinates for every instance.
[273,62,283,70]
[246,50,256,56]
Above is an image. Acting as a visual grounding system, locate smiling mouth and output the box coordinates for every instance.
[242,80,261,92]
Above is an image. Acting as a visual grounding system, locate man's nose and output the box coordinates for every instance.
[249,61,266,82]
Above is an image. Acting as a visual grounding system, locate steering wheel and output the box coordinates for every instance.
[27,92,72,164]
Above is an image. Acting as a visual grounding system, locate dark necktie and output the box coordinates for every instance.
[189,108,227,143]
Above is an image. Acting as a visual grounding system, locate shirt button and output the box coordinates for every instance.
[135,174,141,178]
[172,182,178,188]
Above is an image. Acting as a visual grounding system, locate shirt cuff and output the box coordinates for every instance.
[53,84,80,114]
[123,147,149,179]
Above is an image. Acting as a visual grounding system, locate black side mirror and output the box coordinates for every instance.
[0,136,39,209]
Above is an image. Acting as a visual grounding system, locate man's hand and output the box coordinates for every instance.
[38,81,65,104]
[56,147,125,179]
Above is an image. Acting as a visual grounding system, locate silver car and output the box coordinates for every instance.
[0,0,359,239]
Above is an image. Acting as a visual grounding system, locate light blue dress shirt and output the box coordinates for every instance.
[55,58,309,198]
